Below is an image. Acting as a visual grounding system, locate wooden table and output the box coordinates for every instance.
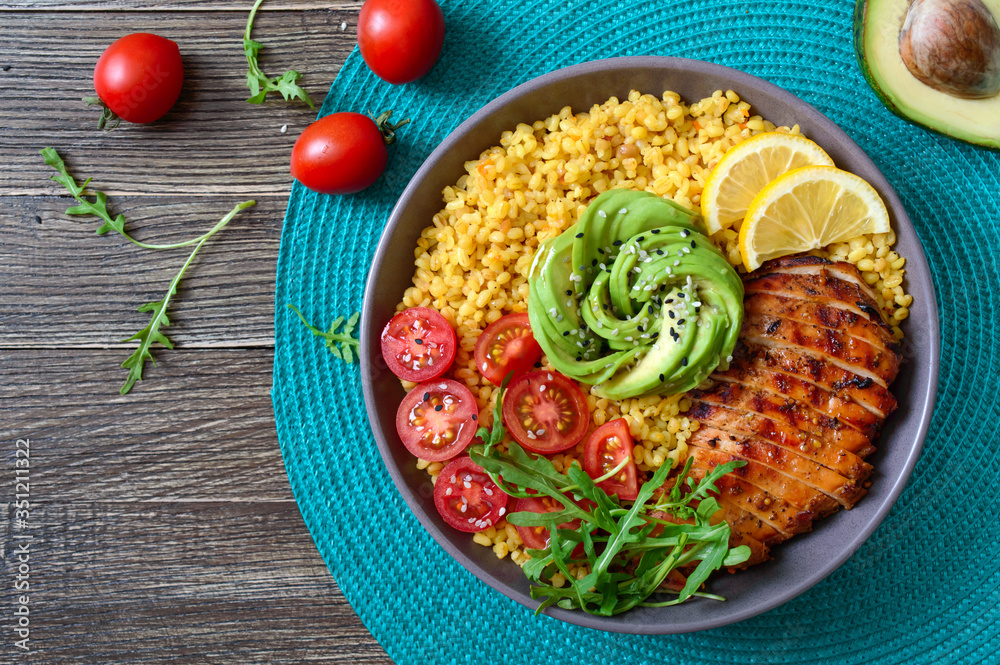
[1,1,394,661]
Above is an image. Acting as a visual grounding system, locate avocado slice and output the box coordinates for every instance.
[527,189,743,399]
[855,0,1000,149]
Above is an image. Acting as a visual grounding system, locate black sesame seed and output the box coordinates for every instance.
[34,215,42,224]
[434,404,443,411]
[563,330,570,336]
[1,65,10,72]
[575,356,582,362]
[678,319,686,325]
[637,236,645,242]
[691,240,697,248]
[598,247,605,254]
[668,311,675,319]
[659,373,665,382]
[613,240,623,246]
[423,392,430,401]
[592,259,598,266]
[576,232,584,238]
[681,229,690,237]
[602,303,608,310]
[681,357,689,366]
[656,249,664,255]
[415,338,423,345]
[652,229,660,234]
[472,414,478,421]
[565,289,572,296]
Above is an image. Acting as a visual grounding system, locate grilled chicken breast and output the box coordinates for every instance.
[688,255,903,566]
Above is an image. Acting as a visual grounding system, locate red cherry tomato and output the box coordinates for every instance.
[584,418,639,501]
[473,313,543,386]
[433,457,509,532]
[357,0,446,84]
[92,33,184,124]
[381,307,456,382]
[513,495,585,551]
[395,379,478,462]
[502,370,590,454]
[290,112,388,195]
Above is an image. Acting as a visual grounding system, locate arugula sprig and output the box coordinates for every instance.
[469,380,750,616]
[42,147,255,395]
[42,147,227,250]
[243,0,315,108]
[120,200,256,394]
[286,305,360,363]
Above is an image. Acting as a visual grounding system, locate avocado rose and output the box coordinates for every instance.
[527,189,743,400]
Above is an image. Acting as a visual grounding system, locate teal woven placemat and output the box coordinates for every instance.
[271,1,1000,662]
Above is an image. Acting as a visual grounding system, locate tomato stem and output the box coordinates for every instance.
[82,97,121,131]
[373,109,410,145]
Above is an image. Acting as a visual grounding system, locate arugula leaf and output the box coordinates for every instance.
[286,304,360,363]
[119,200,256,394]
[243,0,315,108]
[41,147,231,251]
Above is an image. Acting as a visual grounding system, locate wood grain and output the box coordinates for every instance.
[0,1,394,661]
[0,1,361,9]
[0,501,393,664]
[0,196,279,347]
[0,10,356,196]
[1,350,287,502]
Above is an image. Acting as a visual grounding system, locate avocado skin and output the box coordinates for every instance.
[527,189,743,400]
[854,0,1000,149]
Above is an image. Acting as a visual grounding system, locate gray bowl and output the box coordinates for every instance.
[360,57,940,634]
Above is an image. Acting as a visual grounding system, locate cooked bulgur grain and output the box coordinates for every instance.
[398,89,911,566]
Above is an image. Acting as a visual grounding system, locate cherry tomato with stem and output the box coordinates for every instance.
[584,418,639,501]
[358,0,446,84]
[290,110,408,195]
[380,307,455,382]
[502,370,590,454]
[88,33,184,129]
[433,457,509,532]
[395,379,477,462]
[474,313,543,386]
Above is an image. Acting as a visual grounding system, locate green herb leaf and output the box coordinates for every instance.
[243,0,315,109]
[119,201,256,394]
[42,147,239,251]
[287,305,361,363]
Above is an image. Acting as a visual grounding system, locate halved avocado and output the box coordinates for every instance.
[855,0,1000,149]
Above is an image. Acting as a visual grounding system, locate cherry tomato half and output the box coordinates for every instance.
[395,379,477,462]
[381,307,456,382]
[513,495,586,552]
[473,313,543,386]
[584,418,639,501]
[502,370,590,454]
[433,457,509,532]
[93,33,184,124]
[291,112,388,195]
[357,0,446,84]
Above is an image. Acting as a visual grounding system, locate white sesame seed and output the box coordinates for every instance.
[598,210,607,218]
[499,507,507,516]
[280,124,288,133]
[445,487,453,496]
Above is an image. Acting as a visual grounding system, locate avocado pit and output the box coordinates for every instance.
[898,0,1000,98]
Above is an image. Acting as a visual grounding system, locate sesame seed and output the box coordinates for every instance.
[576,232,584,238]
[691,240,697,248]
[598,210,607,218]
[613,240,623,246]
[681,357,689,366]
[659,373,665,381]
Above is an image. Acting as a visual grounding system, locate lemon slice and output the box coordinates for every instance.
[701,132,835,234]
[738,165,891,272]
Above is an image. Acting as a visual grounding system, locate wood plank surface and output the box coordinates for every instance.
[0,10,356,196]
[0,195,279,347]
[1,1,361,9]
[1,2,396,662]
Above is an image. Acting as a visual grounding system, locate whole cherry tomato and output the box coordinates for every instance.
[92,33,184,125]
[290,111,408,195]
[357,0,446,84]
